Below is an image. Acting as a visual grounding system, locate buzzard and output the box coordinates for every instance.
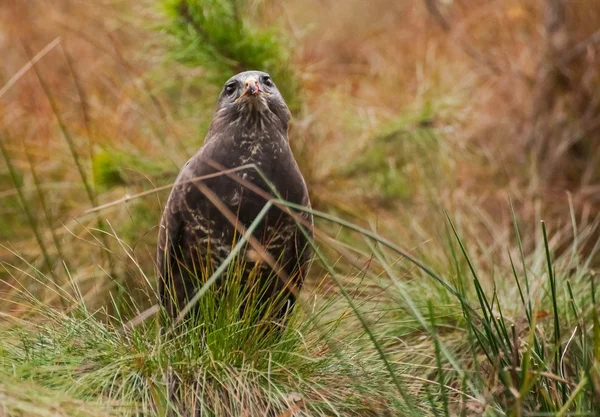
[157,70,312,325]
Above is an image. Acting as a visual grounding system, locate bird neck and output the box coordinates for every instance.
[208,111,287,143]
[237,107,288,136]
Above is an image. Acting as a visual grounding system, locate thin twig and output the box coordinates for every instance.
[0,37,61,99]
[83,164,265,215]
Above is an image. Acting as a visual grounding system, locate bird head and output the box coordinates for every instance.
[215,71,291,128]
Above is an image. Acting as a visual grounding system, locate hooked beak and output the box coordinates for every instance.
[235,76,269,102]
[245,76,260,95]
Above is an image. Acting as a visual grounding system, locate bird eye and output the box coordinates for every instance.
[225,83,236,96]
[262,76,273,88]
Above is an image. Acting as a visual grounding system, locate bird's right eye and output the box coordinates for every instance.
[225,83,237,96]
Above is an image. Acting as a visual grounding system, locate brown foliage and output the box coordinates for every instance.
[1,0,599,292]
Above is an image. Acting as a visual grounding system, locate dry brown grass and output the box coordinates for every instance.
[292,1,600,262]
[1,0,599,311]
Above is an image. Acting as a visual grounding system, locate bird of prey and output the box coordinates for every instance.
[157,70,312,325]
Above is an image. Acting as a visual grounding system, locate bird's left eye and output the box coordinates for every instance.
[225,83,237,96]
[262,76,273,88]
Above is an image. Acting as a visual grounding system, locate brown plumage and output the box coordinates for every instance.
[157,71,312,324]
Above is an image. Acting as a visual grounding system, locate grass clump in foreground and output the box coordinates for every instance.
[0,248,398,417]
[1,205,599,416]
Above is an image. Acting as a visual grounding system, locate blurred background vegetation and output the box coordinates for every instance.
[1,0,600,415]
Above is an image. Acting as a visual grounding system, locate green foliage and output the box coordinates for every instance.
[118,202,160,242]
[92,149,127,190]
[0,266,397,416]
[2,197,600,415]
[92,147,173,191]
[345,120,443,204]
[162,0,300,111]
[378,212,600,415]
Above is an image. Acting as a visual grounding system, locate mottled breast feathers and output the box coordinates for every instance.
[157,71,312,322]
